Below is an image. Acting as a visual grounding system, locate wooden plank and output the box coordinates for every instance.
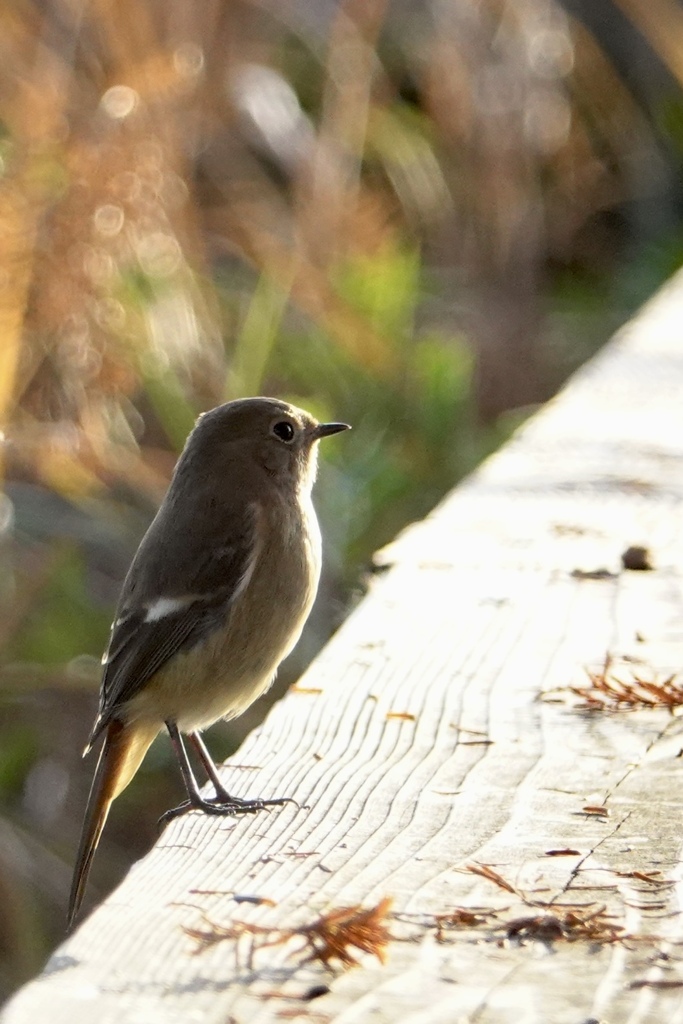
[5,273,683,1023]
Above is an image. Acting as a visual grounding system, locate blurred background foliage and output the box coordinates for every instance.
[2,0,683,998]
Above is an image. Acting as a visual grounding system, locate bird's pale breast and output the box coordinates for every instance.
[125,489,321,732]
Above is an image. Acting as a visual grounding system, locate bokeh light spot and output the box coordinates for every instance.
[100,85,139,119]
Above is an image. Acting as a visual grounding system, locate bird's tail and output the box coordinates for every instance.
[67,718,157,931]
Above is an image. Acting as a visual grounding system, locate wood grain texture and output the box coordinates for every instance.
[6,275,683,1023]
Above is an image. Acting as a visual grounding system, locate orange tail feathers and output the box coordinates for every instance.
[67,719,157,931]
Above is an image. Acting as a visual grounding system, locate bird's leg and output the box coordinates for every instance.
[158,721,293,828]
[187,731,239,803]
[187,730,296,812]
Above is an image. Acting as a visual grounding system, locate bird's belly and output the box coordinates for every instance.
[166,594,314,732]
[125,505,321,733]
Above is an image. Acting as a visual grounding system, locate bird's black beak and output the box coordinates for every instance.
[313,421,351,439]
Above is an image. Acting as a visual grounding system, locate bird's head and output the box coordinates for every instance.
[182,397,350,495]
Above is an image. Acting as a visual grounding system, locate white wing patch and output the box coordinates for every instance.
[144,595,195,622]
[99,516,263,670]
[101,596,196,665]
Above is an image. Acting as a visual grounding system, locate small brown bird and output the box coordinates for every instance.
[68,397,349,929]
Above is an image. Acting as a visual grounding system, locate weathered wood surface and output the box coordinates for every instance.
[5,275,683,1023]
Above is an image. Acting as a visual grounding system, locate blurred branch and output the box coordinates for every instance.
[0,13,74,458]
[228,271,293,398]
[298,0,390,264]
[613,0,683,89]
[222,207,399,375]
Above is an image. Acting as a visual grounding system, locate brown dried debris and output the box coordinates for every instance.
[296,900,393,968]
[615,870,671,886]
[185,897,393,972]
[433,907,498,941]
[462,862,524,898]
[500,905,626,946]
[630,978,683,990]
[458,863,631,947]
[431,898,630,948]
[551,653,683,712]
[621,545,653,571]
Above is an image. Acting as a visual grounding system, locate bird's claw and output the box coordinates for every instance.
[157,793,297,830]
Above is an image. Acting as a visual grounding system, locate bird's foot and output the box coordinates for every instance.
[158,792,296,829]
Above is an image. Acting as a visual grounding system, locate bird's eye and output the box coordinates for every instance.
[272,420,295,443]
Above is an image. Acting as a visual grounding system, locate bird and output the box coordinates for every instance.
[67,397,350,930]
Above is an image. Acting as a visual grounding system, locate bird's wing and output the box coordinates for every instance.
[89,529,258,746]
